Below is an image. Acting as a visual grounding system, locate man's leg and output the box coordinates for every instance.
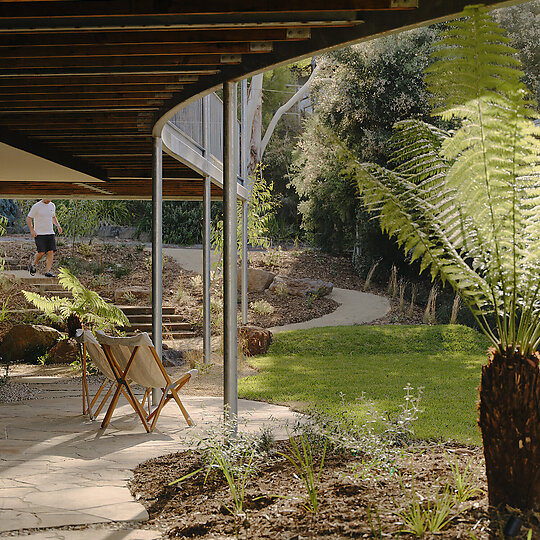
[33,252,45,265]
[45,250,54,273]
[30,251,44,275]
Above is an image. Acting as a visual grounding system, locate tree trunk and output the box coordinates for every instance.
[479,349,540,509]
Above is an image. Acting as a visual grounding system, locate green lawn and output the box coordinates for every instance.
[238,325,490,444]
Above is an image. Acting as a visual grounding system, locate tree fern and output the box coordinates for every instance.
[344,6,540,355]
[23,267,129,332]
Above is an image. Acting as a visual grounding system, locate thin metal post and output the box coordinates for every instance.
[241,200,248,325]
[223,81,238,427]
[151,136,163,408]
[202,94,212,364]
[240,79,249,325]
[203,175,212,364]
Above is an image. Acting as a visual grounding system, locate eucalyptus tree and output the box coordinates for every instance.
[343,7,540,509]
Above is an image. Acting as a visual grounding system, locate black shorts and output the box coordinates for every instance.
[35,234,57,253]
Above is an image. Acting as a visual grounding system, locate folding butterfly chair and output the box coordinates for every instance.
[75,329,119,420]
[95,330,197,432]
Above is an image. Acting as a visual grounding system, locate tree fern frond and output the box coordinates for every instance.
[24,267,129,331]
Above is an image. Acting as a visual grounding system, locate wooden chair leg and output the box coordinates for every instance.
[101,383,123,429]
[93,381,115,417]
[170,388,193,426]
[121,381,151,432]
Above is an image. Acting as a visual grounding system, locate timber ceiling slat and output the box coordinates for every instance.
[0,28,294,46]
[4,55,235,69]
[0,42,256,58]
[0,1,405,18]
[0,75,197,86]
[8,0,513,202]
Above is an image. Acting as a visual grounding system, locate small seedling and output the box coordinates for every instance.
[450,294,461,325]
[250,299,275,316]
[279,431,327,513]
[447,454,484,502]
[423,285,438,325]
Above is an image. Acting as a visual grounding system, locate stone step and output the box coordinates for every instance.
[115,305,176,315]
[38,283,64,291]
[42,290,72,298]
[124,329,197,340]
[126,314,187,324]
[126,322,193,332]
[12,276,57,286]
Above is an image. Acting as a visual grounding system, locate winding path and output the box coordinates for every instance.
[163,246,391,331]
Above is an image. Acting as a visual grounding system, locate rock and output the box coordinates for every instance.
[114,286,151,303]
[268,275,333,298]
[161,347,184,367]
[0,324,63,363]
[238,326,273,356]
[237,267,276,292]
[49,338,80,364]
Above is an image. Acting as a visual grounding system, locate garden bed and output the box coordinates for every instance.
[130,438,539,539]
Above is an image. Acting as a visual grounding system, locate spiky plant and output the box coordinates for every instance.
[342,6,540,509]
[23,267,129,333]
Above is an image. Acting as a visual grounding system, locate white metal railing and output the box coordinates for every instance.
[167,93,243,184]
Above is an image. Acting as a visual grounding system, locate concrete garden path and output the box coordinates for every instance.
[0,387,297,538]
[1,246,388,538]
[163,246,391,332]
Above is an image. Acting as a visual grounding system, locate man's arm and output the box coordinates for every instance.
[26,216,37,238]
[52,215,62,235]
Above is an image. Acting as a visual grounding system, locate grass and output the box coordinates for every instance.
[238,325,490,444]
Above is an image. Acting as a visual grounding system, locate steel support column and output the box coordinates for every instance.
[203,174,212,364]
[202,94,212,364]
[240,78,249,325]
[223,81,238,426]
[151,135,163,407]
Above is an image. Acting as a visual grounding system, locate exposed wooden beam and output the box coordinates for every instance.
[0,86,179,95]
[0,100,166,110]
[3,54,235,69]
[0,74,198,86]
[0,28,295,46]
[0,1,411,19]
[0,66,220,76]
[0,42,261,58]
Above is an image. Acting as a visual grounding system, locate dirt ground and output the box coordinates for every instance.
[0,239,376,339]
[130,438,540,539]
[5,240,482,539]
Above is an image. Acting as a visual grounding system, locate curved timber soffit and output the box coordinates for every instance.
[151,0,526,138]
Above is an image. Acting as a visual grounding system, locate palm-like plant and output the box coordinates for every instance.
[23,267,129,335]
[342,6,540,509]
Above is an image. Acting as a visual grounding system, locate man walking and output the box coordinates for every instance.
[26,199,62,277]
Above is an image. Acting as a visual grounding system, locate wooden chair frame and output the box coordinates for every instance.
[96,334,195,433]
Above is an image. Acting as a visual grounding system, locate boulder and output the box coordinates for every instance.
[49,338,80,364]
[237,267,276,292]
[268,275,333,298]
[114,286,151,303]
[0,324,63,363]
[238,325,273,356]
[161,346,185,367]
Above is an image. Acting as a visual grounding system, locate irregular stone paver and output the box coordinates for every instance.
[0,394,298,535]
[17,530,160,539]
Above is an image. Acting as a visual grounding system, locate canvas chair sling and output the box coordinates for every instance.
[95,331,196,432]
[75,329,130,420]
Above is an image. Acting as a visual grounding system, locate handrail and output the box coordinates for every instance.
[165,92,244,186]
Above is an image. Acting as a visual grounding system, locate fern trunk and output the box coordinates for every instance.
[479,350,540,509]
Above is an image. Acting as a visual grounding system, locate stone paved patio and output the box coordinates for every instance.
[0,391,298,537]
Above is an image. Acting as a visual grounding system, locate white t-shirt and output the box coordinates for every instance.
[28,201,56,235]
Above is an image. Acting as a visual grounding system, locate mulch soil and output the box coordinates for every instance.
[0,240,366,340]
[4,239,500,539]
[130,439,539,539]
